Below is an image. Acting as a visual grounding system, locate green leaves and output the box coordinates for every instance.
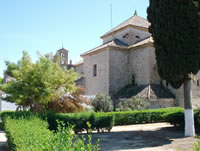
[3,115,100,151]
[1,51,78,111]
[147,0,200,88]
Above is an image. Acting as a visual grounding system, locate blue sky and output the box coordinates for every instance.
[0,0,149,77]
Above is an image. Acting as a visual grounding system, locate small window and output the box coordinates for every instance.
[166,81,169,87]
[197,79,200,87]
[136,35,140,38]
[93,64,97,77]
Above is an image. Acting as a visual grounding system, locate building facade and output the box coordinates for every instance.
[74,11,200,108]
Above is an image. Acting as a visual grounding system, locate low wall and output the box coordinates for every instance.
[117,98,175,109]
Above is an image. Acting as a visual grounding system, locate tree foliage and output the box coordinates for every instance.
[147,0,200,88]
[0,78,3,84]
[0,51,78,111]
[4,60,20,77]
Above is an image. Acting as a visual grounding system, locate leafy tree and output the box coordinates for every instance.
[0,51,78,111]
[4,61,20,77]
[0,78,3,84]
[147,0,200,136]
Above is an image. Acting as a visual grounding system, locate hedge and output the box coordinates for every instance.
[2,107,200,134]
[4,116,53,151]
[3,114,100,151]
[46,112,115,133]
[1,111,115,133]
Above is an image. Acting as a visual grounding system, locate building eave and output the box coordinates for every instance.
[81,45,128,58]
[101,25,149,39]
[129,42,154,50]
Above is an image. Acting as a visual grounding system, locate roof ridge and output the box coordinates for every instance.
[101,14,150,38]
[101,15,133,38]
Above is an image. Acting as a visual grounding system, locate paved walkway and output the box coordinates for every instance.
[91,123,198,151]
[0,130,8,151]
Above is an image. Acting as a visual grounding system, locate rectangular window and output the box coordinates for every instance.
[197,80,200,87]
[60,53,65,65]
[93,64,97,76]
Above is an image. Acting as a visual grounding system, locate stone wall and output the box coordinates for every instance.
[128,46,160,85]
[74,63,84,74]
[108,49,129,95]
[103,27,151,46]
[118,98,175,109]
[163,71,200,109]
[83,49,110,95]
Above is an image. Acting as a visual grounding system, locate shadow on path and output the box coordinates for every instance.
[90,126,196,151]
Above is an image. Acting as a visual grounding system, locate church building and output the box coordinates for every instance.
[74,11,200,108]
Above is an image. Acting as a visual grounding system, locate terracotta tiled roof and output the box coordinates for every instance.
[81,39,128,57]
[101,14,150,38]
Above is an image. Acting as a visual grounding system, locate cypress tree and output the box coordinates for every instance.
[147,0,200,136]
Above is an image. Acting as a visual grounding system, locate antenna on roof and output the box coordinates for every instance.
[62,43,64,49]
[110,4,113,29]
[134,10,138,16]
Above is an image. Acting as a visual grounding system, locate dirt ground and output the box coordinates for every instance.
[90,123,198,151]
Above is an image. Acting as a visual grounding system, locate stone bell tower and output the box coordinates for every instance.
[57,47,68,68]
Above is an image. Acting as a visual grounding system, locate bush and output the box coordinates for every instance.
[47,86,86,113]
[193,138,200,151]
[1,111,115,134]
[118,97,150,111]
[4,116,53,151]
[92,94,114,112]
[3,115,100,151]
[46,112,115,133]
[107,108,174,125]
[4,107,200,135]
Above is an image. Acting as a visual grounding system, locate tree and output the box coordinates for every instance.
[0,78,3,84]
[147,0,200,136]
[4,60,20,77]
[0,51,78,111]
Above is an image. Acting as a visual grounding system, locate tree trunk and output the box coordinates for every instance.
[184,79,195,137]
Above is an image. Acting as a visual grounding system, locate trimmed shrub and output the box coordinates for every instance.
[118,97,150,111]
[92,94,114,112]
[5,107,200,135]
[4,116,53,151]
[1,111,115,134]
[3,115,100,151]
[46,112,114,133]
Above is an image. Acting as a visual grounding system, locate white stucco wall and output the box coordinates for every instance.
[83,50,110,95]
